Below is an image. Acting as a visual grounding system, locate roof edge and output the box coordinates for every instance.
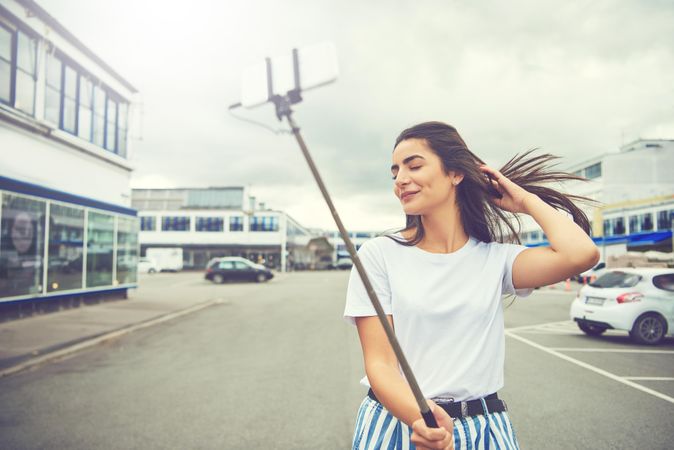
[16,0,138,93]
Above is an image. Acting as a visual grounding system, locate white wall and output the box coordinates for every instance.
[0,121,132,206]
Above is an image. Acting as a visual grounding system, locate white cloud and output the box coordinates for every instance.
[39,0,674,230]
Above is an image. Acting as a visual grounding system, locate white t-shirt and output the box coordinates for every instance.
[343,233,533,401]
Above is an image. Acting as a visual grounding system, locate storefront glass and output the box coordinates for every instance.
[86,211,114,287]
[0,193,46,297]
[47,203,84,292]
[116,216,138,284]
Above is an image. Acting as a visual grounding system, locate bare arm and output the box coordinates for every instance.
[355,316,454,449]
[355,315,423,426]
[480,165,600,289]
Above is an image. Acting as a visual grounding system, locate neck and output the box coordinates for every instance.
[417,203,468,253]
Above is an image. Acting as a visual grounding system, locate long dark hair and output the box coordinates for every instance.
[387,121,595,246]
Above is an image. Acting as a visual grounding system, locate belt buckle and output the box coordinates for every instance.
[461,401,468,417]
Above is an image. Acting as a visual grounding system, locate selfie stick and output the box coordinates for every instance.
[229,53,438,428]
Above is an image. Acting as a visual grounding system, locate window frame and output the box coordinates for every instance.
[0,19,39,115]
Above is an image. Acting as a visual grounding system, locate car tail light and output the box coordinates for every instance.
[616,292,643,304]
[206,268,212,273]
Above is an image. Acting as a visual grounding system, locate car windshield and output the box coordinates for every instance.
[589,271,642,288]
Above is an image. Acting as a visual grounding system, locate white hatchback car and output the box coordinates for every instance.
[570,268,674,345]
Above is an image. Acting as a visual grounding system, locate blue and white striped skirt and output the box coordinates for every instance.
[352,396,521,450]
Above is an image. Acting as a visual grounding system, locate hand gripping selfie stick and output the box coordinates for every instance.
[229,47,438,428]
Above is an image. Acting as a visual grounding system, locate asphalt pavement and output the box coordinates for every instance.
[0,272,672,449]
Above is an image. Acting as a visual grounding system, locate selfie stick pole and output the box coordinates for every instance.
[264,93,438,428]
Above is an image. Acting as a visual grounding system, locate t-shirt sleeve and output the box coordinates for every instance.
[501,243,534,298]
[343,240,392,325]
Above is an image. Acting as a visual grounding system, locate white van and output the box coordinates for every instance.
[145,248,184,272]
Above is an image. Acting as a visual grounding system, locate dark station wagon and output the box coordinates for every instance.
[205,257,274,284]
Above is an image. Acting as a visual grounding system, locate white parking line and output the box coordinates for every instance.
[505,320,572,332]
[505,330,674,405]
[550,348,674,354]
[623,377,674,381]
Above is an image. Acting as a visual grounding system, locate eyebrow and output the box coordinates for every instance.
[390,155,425,173]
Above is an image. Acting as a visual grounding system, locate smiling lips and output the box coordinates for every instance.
[401,191,419,201]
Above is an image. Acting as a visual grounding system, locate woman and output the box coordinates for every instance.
[344,122,599,450]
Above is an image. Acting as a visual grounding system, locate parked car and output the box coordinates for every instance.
[334,256,353,270]
[574,261,606,282]
[570,268,674,345]
[205,257,274,283]
[138,257,159,274]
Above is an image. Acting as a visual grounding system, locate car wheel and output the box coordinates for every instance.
[148,268,156,274]
[212,274,225,284]
[630,313,667,345]
[578,322,607,336]
[256,273,267,283]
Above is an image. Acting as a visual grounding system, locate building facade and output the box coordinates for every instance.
[0,0,139,314]
[133,188,315,271]
[519,139,674,259]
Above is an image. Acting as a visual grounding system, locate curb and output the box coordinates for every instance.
[0,298,226,378]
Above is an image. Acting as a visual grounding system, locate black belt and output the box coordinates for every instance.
[367,389,507,419]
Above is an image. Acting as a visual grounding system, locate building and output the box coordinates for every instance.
[321,230,382,265]
[0,0,139,317]
[519,139,674,260]
[133,187,316,271]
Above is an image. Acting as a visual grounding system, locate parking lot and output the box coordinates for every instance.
[1,272,672,449]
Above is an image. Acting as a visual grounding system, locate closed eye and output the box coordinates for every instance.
[391,166,421,180]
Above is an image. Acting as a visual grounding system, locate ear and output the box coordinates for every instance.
[450,171,464,186]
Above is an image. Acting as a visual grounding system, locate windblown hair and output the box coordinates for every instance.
[388,121,595,246]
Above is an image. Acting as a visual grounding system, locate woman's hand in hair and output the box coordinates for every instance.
[410,400,455,450]
[479,165,534,214]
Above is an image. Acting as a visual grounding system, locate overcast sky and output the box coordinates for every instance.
[40,0,674,231]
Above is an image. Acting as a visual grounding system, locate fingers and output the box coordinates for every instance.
[411,402,454,450]
[478,164,502,179]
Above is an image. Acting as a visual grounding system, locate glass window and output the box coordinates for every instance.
[86,211,114,287]
[15,70,36,115]
[196,217,224,232]
[218,261,235,270]
[116,217,138,285]
[0,23,10,60]
[585,163,602,180]
[0,57,9,103]
[44,53,62,125]
[78,77,93,141]
[590,271,641,289]
[47,204,84,292]
[161,216,190,231]
[105,98,117,152]
[656,210,673,230]
[14,31,37,115]
[62,65,78,133]
[117,102,128,157]
[140,216,155,231]
[93,85,106,147]
[640,213,653,232]
[250,216,279,232]
[16,31,36,73]
[603,219,611,236]
[653,274,674,292]
[629,215,639,234]
[0,25,12,103]
[0,193,46,298]
[613,217,625,235]
[229,216,243,232]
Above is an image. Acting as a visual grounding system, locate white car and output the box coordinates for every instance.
[570,268,674,345]
[138,257,159,274]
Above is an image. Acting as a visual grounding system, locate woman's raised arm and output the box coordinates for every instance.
[479,165,600,289]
